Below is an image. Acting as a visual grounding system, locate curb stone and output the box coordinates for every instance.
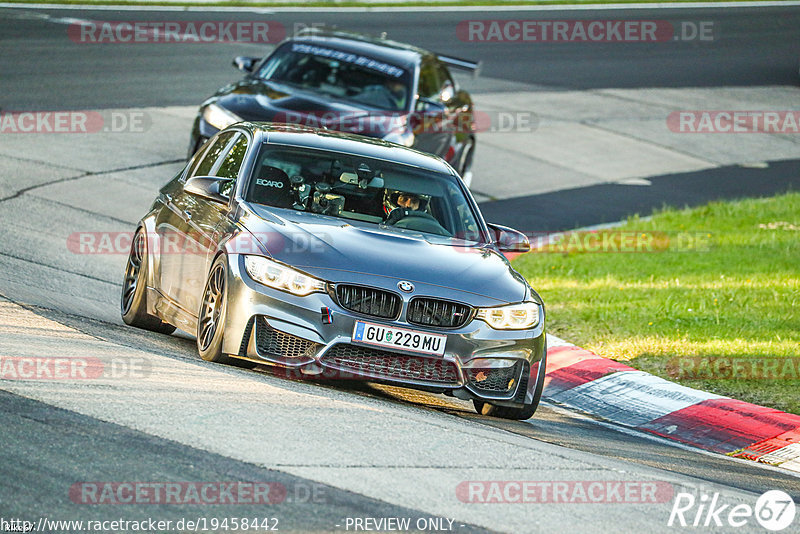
[543,335,800,473]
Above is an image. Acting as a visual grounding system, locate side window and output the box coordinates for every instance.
[215,134,248,180]
[191,131,237,179]
[417,60,440,100]
[217,134,248,198]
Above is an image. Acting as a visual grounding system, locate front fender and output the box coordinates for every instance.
[138,214,161,316]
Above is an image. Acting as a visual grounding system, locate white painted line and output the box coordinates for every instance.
[758,443,800,466]
[616,178,653,186]
[38,14,89,25]
[549,370,722,427]
[781,458,800,473]
[1,1,799,13]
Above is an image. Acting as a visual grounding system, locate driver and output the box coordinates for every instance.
[396,192,421,211]
[383,190,427,225]
[359,79,408,111]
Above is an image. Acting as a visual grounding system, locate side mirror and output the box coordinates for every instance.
[184,176,231,204]
[414,97,446,114]
[233,56,259,73]
[487,223,530,253]
[440,83,455,103]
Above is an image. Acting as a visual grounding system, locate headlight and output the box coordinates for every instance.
[476,302,540,330]
[244,256,326,296]
[202,103,242,130]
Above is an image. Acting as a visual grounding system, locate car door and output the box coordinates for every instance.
[155,131,237,308]
[178,131,250,317]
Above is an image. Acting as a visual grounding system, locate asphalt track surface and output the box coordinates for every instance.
[1,5,799,110]
[1,4,800,533]
[2,4,799,229]
[479,158,800,231]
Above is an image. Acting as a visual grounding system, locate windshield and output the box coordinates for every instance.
[255,43,413,112]
[245,145,484,244]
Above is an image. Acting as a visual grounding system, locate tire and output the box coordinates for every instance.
[473,351,547,420]
[196,255,255,369]
[197,255,234,363]
[121,228,176,335]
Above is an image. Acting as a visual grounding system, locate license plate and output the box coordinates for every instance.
[352,321,446,356]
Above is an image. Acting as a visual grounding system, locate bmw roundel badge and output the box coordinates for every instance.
[397,281,414,293]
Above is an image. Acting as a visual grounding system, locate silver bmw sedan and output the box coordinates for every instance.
[122,123,546,419]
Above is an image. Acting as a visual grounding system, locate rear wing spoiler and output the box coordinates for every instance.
[437,54,482,78]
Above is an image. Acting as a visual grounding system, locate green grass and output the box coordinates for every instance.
[514,192,800,414]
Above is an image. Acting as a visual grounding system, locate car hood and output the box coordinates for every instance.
[239,205,529,306]
[211,79,402,138]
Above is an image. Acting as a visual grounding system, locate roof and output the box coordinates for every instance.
[244,122,455,175]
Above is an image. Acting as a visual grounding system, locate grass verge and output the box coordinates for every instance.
[514,192,800,415]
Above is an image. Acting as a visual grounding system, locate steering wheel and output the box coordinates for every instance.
[388,209,452,237]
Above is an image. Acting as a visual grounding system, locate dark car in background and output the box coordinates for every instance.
[126,123,546,419]
[190,29,480,187]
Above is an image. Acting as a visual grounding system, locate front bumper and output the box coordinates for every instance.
[223,255,546,407]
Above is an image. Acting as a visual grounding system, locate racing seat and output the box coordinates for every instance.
[247,166,294,208]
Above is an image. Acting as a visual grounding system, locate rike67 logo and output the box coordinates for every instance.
[669,490,796,531]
